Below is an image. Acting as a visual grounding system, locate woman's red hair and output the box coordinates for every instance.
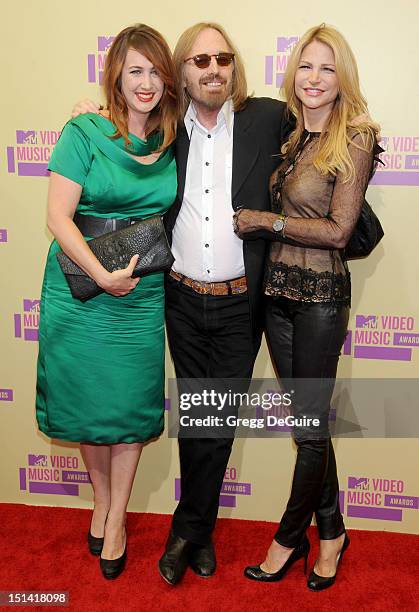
[103,24,179,151]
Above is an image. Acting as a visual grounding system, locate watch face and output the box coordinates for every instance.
[273,218,284,232]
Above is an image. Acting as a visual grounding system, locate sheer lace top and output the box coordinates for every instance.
[265,130,375,304]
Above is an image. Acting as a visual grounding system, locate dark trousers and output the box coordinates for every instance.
[165,276,257,545]
[265,295,349,547]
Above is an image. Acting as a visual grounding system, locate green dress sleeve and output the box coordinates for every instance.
[48,120,93,186]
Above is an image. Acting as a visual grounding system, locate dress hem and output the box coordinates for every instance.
[37,427,164,445]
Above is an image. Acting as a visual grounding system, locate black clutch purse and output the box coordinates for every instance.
[344,200,384,259]
[56,215,174,302]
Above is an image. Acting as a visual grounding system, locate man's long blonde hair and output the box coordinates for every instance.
[282,24,379,182]
[173,22,249,116]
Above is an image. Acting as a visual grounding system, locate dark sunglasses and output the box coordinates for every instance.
[184,52,235,69]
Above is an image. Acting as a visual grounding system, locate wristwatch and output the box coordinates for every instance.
[272,214,286,233]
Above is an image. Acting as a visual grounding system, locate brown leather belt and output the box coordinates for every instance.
[169,270,247,296]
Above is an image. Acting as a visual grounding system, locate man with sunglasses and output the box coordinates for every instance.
[159,22,287,586]
[71,21,287,586]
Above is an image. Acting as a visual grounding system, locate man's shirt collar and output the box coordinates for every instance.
[184,98,234,138]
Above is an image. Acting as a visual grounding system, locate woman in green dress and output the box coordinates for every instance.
[36,24,178,579]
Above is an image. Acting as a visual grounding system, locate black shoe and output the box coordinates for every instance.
[100,530,127,580]
[88,510,108,556]
[100,547,127,580]
[158,531,192,585]
[244,535,310,582]
[87,531,104,556]
[188,541,216,577]
[307,532,350,591]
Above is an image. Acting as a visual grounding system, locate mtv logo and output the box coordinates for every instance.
[348,476,369,490]
[277,36,299,53]
[28,454,48,466]
[23,299,40,313]
[356,315,378,329]
[16,130,37,145]
[97,36,114,52]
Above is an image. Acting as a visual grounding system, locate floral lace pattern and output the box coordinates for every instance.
[265,261,350,304]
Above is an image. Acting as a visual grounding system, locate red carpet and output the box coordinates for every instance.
[0,503,418,611]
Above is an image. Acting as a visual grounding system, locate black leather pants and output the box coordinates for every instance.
[265,295,349,547]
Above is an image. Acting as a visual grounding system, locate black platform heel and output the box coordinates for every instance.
[100,547,127,580]
[100,529,127,580]
[307,532,350,591]
[88,509,109,556]
[87,530,104,556]
[244,535,310,582]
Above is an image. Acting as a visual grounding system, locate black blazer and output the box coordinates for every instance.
[165,97,289,346]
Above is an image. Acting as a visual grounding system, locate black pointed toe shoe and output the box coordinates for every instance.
[244,535,310,582]
[158,531,192,585]
[100,546,127,580]
[307,533,350,591]
[188,540,216,577]
[87,531,104,556]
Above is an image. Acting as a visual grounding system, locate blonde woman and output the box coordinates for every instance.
[235,24,379,590]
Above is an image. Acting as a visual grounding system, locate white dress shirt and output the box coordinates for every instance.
[171,99,245,282]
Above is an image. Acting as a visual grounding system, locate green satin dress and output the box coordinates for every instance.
[36,114,176,443]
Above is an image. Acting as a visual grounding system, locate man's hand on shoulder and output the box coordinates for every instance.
[71,99,102,118]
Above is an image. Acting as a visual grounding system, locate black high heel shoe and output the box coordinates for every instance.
[88,510,108,556]
[87,531,104,556]
[100,530,127,580]
[307,532,350,591]
[244,535,310,582]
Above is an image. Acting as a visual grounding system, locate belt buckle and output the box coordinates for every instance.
[103,218,115,233]
[192,280,206,294]
[231,277,246,294]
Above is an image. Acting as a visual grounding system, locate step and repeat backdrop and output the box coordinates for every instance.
[1,1,418,534]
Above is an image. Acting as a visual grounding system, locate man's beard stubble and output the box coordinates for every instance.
[186,72,233,111]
